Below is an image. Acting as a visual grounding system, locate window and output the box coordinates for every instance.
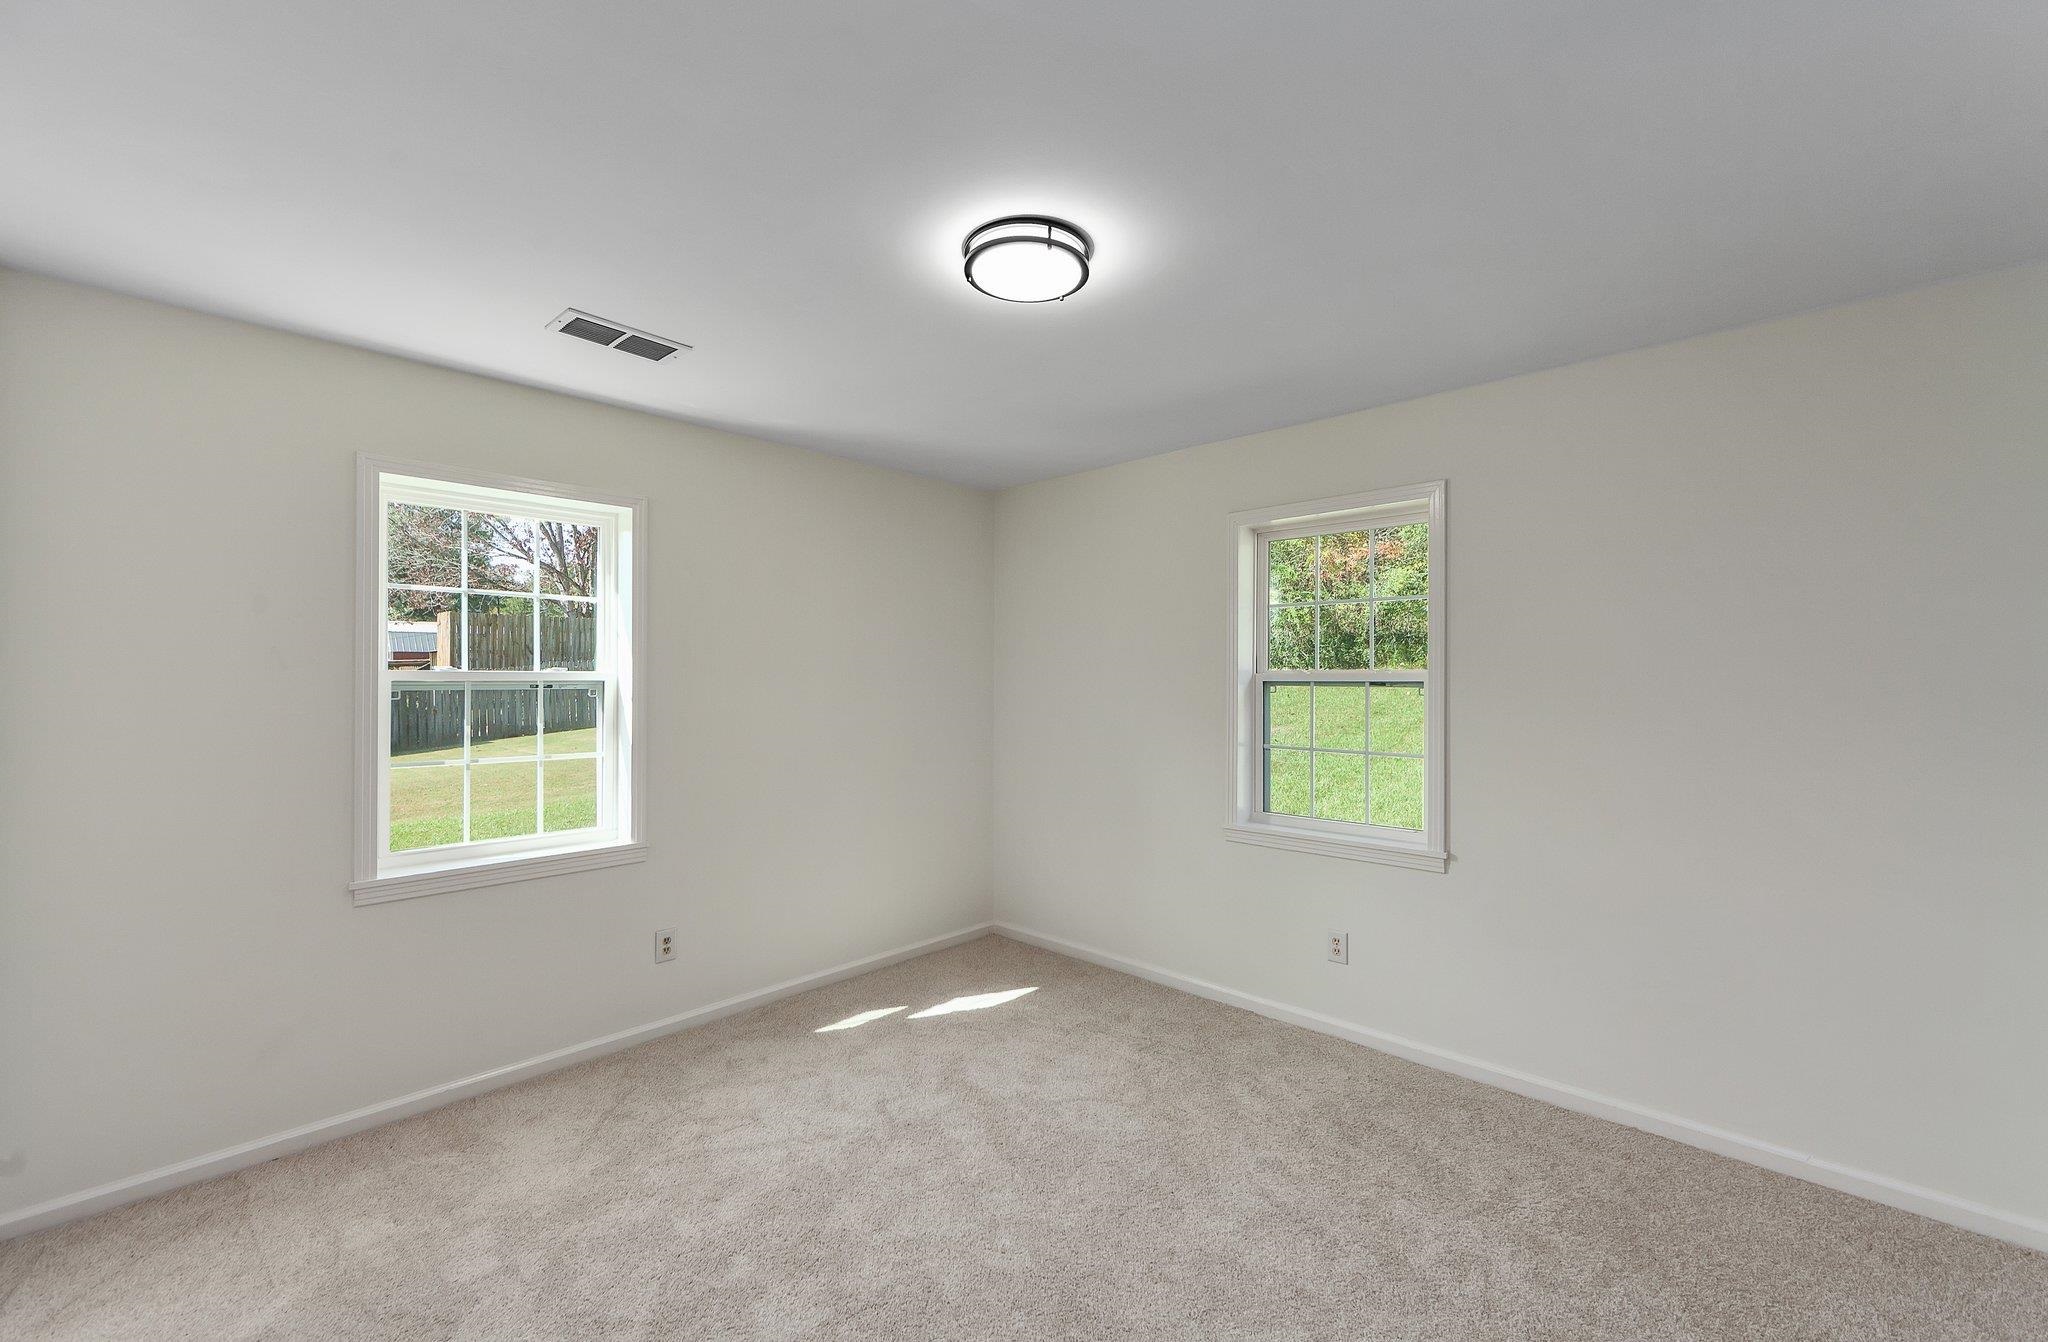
[1226,483,1445,870]
[353,458,645,903]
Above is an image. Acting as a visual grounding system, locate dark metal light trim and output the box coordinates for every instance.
[962,215,1094,303]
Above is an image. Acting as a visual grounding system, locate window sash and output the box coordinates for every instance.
[1254,673,1429,839]
[367,464,638,887]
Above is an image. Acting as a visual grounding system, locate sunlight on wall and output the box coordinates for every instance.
[815,1006,908,1033]
[906,987,1038,1019]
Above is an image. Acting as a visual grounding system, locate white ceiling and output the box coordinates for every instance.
[3,3,2044,487]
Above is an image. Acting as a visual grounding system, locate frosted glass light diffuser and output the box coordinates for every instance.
[962,216,1093,303]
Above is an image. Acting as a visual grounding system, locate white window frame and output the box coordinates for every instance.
[351,455,648,904]
[1225,481,1447,871]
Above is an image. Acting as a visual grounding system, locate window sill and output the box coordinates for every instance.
[352,840,648,906]
[1222,823,1446,872]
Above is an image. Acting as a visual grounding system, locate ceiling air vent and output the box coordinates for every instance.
[547,309,691,362]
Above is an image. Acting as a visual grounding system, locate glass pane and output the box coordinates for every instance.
[466,513,537,592]
[386,503,460,587]
[464,594,535,670]
[543,685,601,756]
[1318,530,1372,601]
[1313,751,1367,823]
[1264,684,1309,747]
[1317,603,1370,669]
[543,758,599,833]
[470,685,539,759]
[469,762,538,840]
[1267,536,1314,604]
[1374,600,1427,669]
[1369,755,1425,831]
[536,521,600,597]
[386,590,455,670]
[1372,524,1428,599]
[1368,683,1426,755]
[388,764,462,851]
[1265,748,1311,818]
[390,686,465,763]
[539,598,597,671]
[1268,605,1313,669]
[1311,684,1366,750]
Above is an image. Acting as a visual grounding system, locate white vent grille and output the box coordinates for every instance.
[547,309,692,362]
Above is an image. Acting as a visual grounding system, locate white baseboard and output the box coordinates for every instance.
[993,921,2048,1255]
[0,921,995,1241]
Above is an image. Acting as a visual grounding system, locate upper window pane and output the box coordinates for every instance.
[387,590,455,670]
[1268,536,1315,604]
[1268,605,1314,668]
[1372,524,1428,599]
[465,594,535,670]
[386,503,461,587]
[540,598,597,671]
[537,521,600,597]
[1318,531,1372,601]
[466,513,537,592]
[1374,600,1427,669]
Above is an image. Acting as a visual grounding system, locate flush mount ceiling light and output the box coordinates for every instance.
[962,215,1093,303]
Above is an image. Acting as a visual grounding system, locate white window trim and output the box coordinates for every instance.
[1224,481,1447,872]
[351,454,649,905]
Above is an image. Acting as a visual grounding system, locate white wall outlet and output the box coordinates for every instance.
[654,928,677,963]
[1327,931,1349,964]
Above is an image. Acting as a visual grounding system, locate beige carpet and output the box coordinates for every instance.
[3,934,2044,1340]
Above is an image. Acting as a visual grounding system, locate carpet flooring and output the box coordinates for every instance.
[3,933,2044,1340]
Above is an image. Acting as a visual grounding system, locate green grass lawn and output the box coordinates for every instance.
[1263,683,1425,829]
[390,726,599,851]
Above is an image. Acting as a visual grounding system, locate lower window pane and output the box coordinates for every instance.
[1369,755,1425,830]
[469,762,538,840]
[1367,683,1425,755]
[471,685,539,759]
[1312,751,1367,822]
[390,686,464,762]
[1310,684,1366,749]
[543,758,599,832]
[1265,748,1311,817]
[389,766,462,851]
[543,685,601,756]
[1264,684,1310,747]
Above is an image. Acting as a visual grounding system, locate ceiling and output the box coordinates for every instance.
[3,3,2044,487]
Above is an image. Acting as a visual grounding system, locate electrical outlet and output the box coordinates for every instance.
[654,928,677,963]
[1327,931,1349,964]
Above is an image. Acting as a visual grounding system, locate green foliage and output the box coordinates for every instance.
[1266,524,1429,671]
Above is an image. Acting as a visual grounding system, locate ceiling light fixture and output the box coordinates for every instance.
[962,216,1092,303]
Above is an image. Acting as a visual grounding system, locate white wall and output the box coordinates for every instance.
[994,264,2048,1228]
[0,269,994,1221]
[6,260,2044,1240]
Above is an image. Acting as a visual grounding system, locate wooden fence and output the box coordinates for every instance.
[391,608,600,755]
[433,607,596,671]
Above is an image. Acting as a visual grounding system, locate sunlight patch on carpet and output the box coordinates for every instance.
[907,987,1038,1019]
